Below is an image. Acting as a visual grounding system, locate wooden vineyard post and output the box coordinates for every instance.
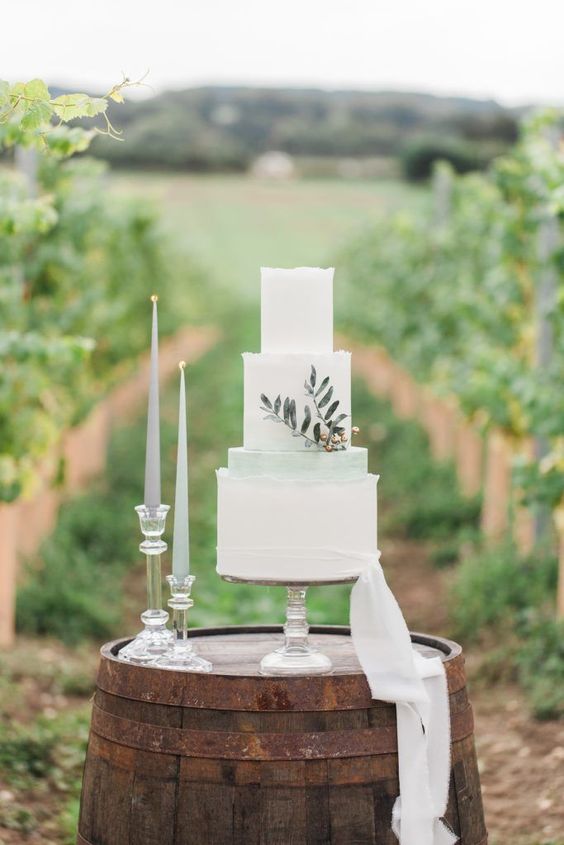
[512,439,536,557]
[0,503,18,647]
[513,496,536,558]
[481,430,511,541]
[341,336,396,400]
[534,126,560,543]
[454,420,483,498]
[555,508,564,620]
[390,366,419,419]
[420,390,456,462]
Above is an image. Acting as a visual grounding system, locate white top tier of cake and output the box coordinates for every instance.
[261,267,334,354]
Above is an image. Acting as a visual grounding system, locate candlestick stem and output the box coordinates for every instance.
[146,552,163,613]
[119,504,173,665]
[156,575,212,672]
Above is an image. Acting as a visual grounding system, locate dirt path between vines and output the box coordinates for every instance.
[382,537,564,845]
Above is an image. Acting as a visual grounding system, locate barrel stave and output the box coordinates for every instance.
[453,734,487,843]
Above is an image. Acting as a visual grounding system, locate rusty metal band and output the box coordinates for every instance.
[97,629,467,711]
[91,702,474,761]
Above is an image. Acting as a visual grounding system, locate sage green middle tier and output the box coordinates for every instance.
[227,446,368,481]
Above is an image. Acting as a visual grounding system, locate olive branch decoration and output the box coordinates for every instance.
[260,365,351,451]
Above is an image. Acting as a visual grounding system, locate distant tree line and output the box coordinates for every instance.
[91,86,521,179]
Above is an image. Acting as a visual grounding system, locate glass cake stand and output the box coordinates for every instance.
[221,575,357,676]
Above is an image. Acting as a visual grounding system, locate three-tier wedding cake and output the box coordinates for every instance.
[216,267,379,582]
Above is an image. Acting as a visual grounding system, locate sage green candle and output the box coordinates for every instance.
[144,296,161,509]
[172,362,190,578]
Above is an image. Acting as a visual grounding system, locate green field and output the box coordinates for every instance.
[110,173,428,299]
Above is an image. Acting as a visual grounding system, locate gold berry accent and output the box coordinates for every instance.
[340,433,348,442]
[320,433,328,441]
[324,444,333,452]
[352,426,360,435]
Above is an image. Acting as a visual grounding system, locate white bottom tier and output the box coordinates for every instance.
[216,469,378,581]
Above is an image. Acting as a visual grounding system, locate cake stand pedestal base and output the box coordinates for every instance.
[260,587,332,676]
[221,576,356,676]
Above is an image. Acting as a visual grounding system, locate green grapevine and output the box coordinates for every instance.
[339,111,564,513]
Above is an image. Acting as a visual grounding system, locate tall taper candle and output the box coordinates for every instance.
[144,295,161,509]
[172,362,190,578]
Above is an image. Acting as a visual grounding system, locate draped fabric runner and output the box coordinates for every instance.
[351,554,458,845]
[217,545,457,844]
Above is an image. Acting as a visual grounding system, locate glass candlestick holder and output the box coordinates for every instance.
[156,574,212,672]
[119,504,173,665]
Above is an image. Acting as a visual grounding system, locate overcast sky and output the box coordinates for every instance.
[3,0,562,106]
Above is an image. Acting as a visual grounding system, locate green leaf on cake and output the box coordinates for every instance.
[301,405,312,433]
[260,367,349,452]
[289,399,297,429]
[317,386,333,408]
[331,413,348,428]
[315,376,329,397]
[328,413,348,439]
[325,400,339,420]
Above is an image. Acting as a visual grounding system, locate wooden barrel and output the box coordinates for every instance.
[77,626,487,845]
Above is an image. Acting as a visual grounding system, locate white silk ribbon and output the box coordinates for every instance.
[351,555,458,845]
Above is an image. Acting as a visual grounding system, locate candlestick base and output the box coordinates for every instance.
[155,575,212,672]
[119,610,173,665]
[156,641,213,672]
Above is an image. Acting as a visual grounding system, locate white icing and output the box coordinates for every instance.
[216,469,378,581]
[261,267,334,354]
[228,446,368,481]
[243,351,351,451]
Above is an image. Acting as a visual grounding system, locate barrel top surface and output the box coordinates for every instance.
[97,626,466,711]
